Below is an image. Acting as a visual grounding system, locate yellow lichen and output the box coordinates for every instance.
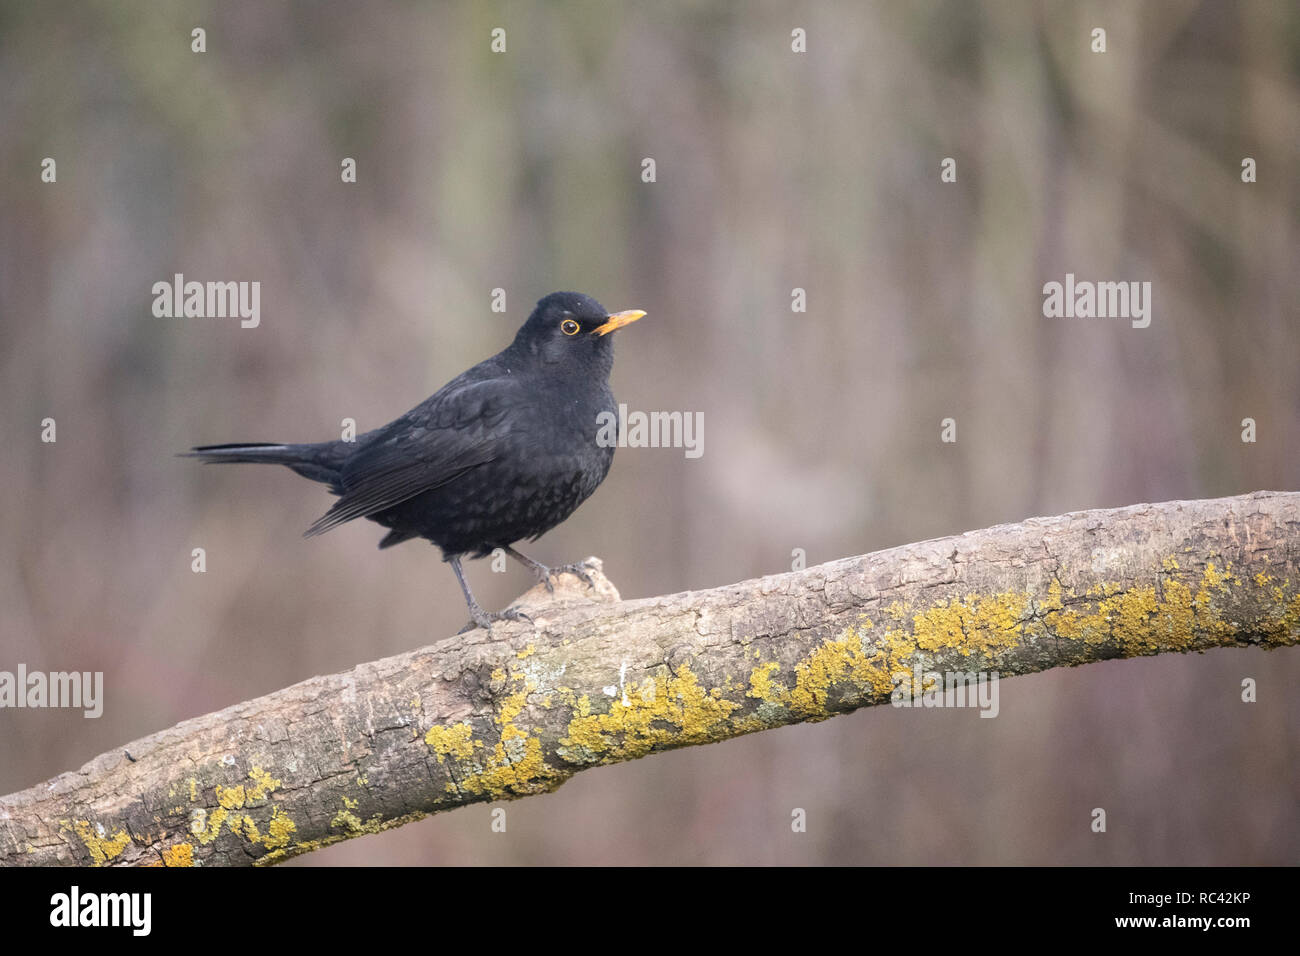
[424,721,476,761]
[560,664,739,764]
[462,687,560,797]
[246,766,280,802]
[747,661,788,705]
[159,843,194,867]
[255,808,435,866]
[331,809,363,832]
[184,766,288,851]
[497,688,528,731]
[909,592,1027,656]
[422,677,560,799]
[1044,561,1242,654]
[264,807,296,849]
[1256,578,1300,647]
[237,816,261,842]
[216,784,246,810]
[190,806,227,845]
[72,820,131,865]
[786,628,913,717]
[202,768,281,824]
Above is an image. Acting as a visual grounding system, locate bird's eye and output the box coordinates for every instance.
[561,319,580,336]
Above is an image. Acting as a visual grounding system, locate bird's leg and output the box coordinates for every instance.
[450,555,532,631]
[450,555,494,628]
[503,546,556,592]
[503,546,596,592]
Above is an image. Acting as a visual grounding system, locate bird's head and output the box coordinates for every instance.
[513,292,645,371]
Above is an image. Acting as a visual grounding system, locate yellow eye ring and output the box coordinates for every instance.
[561,318,580,336]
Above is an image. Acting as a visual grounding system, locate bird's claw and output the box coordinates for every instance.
[463,605,534,633]
[554,562,598,590]
[494,607,534,625]
[531,561,595,593]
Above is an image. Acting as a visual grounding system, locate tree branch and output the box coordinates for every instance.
[3,491,1297,866]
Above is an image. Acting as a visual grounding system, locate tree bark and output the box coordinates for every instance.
[3,491,1297,866]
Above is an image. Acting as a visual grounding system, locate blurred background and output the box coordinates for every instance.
[1,0,1297,864]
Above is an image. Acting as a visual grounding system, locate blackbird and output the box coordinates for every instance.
[186,291,645,629]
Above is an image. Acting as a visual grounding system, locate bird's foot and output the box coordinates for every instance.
[505,547,599,594]
[529,566,556,594]
[459,604,535,634]
[552,561,598,591]
[528,560,597,594]
[492,607,535,625]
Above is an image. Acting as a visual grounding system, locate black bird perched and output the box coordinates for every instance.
[186,291,645,629]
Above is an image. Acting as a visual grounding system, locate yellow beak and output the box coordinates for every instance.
[593,309,646,336]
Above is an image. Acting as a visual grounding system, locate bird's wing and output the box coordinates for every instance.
[303,376,515,537]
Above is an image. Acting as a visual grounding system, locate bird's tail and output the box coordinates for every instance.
[183,442,345,488]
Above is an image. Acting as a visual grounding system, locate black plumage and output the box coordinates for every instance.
[186,291,645,628]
